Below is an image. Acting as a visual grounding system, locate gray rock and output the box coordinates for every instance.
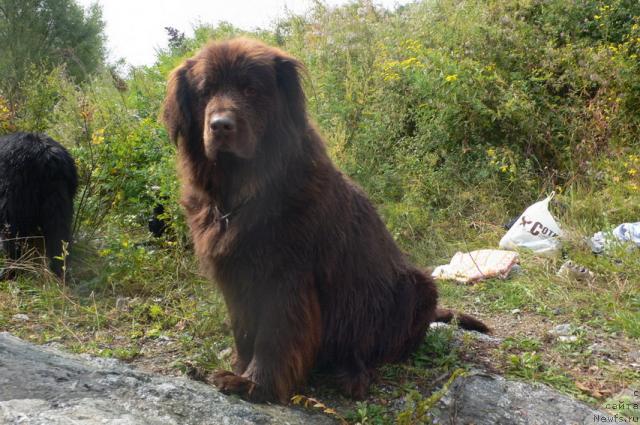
[1,332,617,425]
[470,331,503,345]
[549,323,573,336]
[434,372,614,424]
[0,333,333,425]
[429,322,503,345]
[11,313,29,322]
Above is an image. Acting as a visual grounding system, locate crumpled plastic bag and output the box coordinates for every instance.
[499,193,563,256]
[589,222,640,254]
[432,249,519,284]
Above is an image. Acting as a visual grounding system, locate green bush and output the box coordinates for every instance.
[2,0,639,280]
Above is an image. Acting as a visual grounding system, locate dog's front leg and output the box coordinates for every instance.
[213,276,321,403]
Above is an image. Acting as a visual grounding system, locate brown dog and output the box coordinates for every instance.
[163,38,488,404]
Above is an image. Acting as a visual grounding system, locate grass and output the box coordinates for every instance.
[0,239,233,374]
[1,187,639,424]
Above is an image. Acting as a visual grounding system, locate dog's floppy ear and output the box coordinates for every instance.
[275,55,307,128]
[163,61,194,144]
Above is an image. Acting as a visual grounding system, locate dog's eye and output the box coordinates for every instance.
[244,87,257,97]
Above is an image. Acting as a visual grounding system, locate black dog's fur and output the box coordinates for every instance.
[0,132,78,277]
[148,203,168,238]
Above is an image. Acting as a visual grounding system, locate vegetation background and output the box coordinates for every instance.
[1,0,639,423]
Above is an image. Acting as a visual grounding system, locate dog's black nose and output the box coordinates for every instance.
[211,115,236,135]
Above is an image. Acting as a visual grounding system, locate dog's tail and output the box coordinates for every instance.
[434,308,491,334]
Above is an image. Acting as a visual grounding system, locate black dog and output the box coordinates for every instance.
[0,132,78,277]
[148,203,169,238]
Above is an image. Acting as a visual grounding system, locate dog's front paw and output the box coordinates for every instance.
[212,370,263,402]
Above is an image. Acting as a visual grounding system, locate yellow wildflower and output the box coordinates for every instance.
[445,74,458,82]
[399,57,420,69]
[91,128,105,145]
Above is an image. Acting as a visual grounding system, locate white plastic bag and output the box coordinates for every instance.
[590,222,640,254]
[499,193,563,256]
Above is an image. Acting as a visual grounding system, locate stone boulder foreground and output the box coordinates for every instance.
[435,372,614,424]
[0,332,332,425]
[0,332,615,424]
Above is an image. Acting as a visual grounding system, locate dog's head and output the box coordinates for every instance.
[163,38,306,161]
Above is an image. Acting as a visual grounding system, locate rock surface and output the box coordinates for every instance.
[0,332,332,425]
[0,332,617,424]
[435,372,614,424]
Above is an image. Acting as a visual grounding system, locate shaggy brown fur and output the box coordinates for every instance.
[163,38,488,404]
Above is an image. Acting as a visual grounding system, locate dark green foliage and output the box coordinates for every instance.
[0,0,105,103]
[1,0,639,278]
[412,326,459,370]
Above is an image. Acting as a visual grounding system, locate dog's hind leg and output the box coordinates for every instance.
[39,190,74,277]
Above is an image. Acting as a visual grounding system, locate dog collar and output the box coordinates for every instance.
[214,200,247,231]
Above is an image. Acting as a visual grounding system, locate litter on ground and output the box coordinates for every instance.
[499,193,563,256]
[589,222,640,254]
[432,249,519,284]
[556,260,594,281]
